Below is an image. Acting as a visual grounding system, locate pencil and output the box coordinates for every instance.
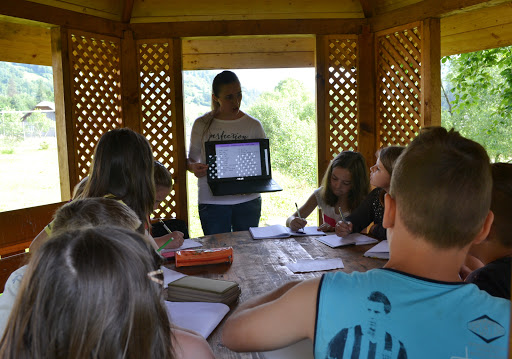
[157,219,174,252]
[295,202,305,233]
[338,207,347,223]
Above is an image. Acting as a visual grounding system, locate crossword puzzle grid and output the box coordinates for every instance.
[208,151,260,179]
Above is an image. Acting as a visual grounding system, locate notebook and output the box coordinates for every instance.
[314,233,378,248]
[363,240,390,259]
[205,138,282,195]
[167,276,241,305]
[249,225,326,239]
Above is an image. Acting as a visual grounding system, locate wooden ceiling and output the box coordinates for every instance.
[0,0,512,67]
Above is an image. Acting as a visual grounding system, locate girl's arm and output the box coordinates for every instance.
[336,188,379,236]
[285,194,318,231]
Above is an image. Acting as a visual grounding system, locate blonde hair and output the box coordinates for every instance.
[52,197,142,236]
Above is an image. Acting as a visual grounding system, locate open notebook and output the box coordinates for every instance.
[249,225,325,239]
[314,233,378,248]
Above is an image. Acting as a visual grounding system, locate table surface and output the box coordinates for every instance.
[165,230,386,359]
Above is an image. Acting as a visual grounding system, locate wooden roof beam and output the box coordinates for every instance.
[358,0,376,18]
[0,0,125,37]
[122,0,135,24]
[131,18,366,38]
[370,0,512,32]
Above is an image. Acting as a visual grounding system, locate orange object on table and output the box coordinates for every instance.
[175,247,233,267]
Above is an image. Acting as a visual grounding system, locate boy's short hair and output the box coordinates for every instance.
[390,127,491,248]
[51,198,142,236]
[154,161,173,189]
[490,162,512,248]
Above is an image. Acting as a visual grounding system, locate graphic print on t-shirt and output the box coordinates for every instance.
[326,291,407,359]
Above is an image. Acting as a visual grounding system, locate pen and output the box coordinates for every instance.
[157,219,174,252]
[295,202,305,233]
[338,207,347,224]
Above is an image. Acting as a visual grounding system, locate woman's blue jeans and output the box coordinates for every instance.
[199,197,261,235]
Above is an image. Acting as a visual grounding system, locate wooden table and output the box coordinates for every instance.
[165,231,386,359]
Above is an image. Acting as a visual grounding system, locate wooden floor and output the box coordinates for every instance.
[166,230,386,359]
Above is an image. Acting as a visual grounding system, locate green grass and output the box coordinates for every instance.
[0,137,61,212]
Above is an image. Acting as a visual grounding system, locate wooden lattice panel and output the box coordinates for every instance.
[327,38,358,158]
[138,41,179,219]
[69,31,122,180]
[377,25,422,147]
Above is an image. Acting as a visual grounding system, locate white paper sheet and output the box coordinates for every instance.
[161,266,186,287]
[286,258,344,273]
[160,238,202,256]
[165,301,230,339]
[363,240,390,259]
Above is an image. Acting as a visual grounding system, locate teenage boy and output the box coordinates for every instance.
[222,127,510,359]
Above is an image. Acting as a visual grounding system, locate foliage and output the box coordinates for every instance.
[26,111,53,138]
[247,78,317,185]
[0,109,24,152]
[0,62,54,111]
[442,46,512,162]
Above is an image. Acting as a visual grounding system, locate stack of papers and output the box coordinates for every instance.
[363,240,390,259]
[314,233,378,248]
[249,225,325,239]
[167,275,241,305]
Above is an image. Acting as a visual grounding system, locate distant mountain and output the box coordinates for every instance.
[0,62,54,111]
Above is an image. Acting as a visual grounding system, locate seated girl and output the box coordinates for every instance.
[286,151,369,232]
[0,226,214,359]
[336,146,404,241]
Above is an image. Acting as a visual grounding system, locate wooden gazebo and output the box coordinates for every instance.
[1,0,512,260]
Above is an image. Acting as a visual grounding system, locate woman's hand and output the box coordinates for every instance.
[317,223,334,232]
[189,162,208,178]
[335,221,352,237]
[156,231,185,250]
[289,217,307,232]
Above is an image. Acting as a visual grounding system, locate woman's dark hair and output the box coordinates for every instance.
[82,128,155,229]
[0,226,173,359]
[202,70,241,140]
[320,151,370,210]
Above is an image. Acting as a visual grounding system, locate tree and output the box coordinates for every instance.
[26,111,53,138]
[0,108,24,152]
[248,78,317,185]
[442,46,512,161]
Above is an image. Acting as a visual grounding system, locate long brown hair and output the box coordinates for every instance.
[82,128,155,229]
[0,227,174,359]
[320,151,370,210]
[201,70,241,140]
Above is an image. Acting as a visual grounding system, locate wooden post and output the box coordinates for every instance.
[51,27,73,201]
[315,35,329,186]
[170,38,189,223]
[357,26,377,169]
[421,18,441,127]
[121,30,142,132]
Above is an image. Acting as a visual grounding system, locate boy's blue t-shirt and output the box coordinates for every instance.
[315,268,510,359]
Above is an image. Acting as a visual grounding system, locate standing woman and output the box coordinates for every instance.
[188,71,266,235]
